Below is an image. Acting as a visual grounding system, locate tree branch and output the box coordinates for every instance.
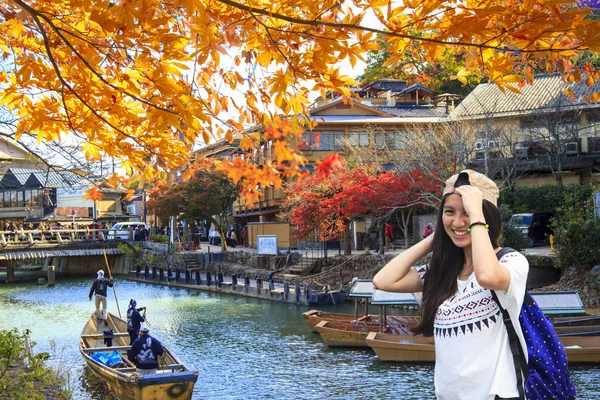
[217,0,584,53]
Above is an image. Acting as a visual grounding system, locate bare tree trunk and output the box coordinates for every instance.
[379,223,385,255]
[344,221,352,255]
[394,208,413,249]
[556,161,564,193]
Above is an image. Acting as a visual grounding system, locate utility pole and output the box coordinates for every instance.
[484,117,492,176]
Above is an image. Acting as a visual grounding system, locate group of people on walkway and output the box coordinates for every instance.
[88,270,163,375]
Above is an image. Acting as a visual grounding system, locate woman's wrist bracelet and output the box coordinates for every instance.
[468,221,489,233]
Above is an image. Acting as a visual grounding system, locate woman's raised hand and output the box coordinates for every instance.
[454,186,485,221]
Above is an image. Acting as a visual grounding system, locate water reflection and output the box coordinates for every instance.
[0,279,598,399]
[78,368,116,400]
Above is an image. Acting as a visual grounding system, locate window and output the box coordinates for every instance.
[349,131,369,147]
[25,190,42,207]
[303,131,345,150]
[376,132,405,150]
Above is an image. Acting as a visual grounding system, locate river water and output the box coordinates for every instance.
[0,278,598,399]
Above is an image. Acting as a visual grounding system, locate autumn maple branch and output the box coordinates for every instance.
[28,12,158,157]
[11,0,178,116]
[216,0,585,54]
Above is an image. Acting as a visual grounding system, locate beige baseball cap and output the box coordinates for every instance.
[442,170,499,206]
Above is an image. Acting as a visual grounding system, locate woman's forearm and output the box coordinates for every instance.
[372,235,433,292]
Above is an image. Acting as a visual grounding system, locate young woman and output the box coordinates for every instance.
[373,170,529,400]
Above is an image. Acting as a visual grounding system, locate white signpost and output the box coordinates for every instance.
[257,235,278,255]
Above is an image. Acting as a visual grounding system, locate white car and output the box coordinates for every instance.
[107,222,146,240]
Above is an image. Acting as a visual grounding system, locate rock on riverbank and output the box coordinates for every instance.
[534,265,600,308]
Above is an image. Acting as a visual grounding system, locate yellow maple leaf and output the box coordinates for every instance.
[82,142,102,161]
[83,185,103,201]
[123,189,135,201]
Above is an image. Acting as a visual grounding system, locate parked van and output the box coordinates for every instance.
[508,212,553,247]
[107,222,146,240]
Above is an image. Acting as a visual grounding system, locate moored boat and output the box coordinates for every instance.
[560,336,600,363]
[366,331,600,364]
[365,332,435,362]
[302,310,380,332]
[80,313,198,400]
[554,325,600,336]
[553,315,600,327]
[315,316,419,348]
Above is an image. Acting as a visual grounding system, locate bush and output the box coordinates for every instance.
[0,329,71,399]
[552,188,600,270]
[150,234,168,243]
[554,219,600,270]
[500,184,592,215]
[501,222,529,252]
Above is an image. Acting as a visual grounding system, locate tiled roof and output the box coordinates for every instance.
[373,106,449,118]
[395,83,433,95]
[8,168,87,188]
[452,74,600,120]
[0,247,124,261]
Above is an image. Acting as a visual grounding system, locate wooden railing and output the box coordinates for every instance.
[0,228,107,247]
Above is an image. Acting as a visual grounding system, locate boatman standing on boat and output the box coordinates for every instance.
[128,326,164,375]
[88,270,114,323]
[127,299,146,344]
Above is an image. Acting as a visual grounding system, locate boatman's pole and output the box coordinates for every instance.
[103,250,122,318]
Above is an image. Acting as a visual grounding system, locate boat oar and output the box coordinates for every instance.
[103,250,122,318]
[141,308,151,327]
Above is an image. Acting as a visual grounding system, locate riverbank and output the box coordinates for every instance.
[0,328,71,399]
[284,253,600,310]
[535,265,600,309]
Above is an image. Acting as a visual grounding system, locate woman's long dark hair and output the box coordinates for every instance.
[412,196,502,337]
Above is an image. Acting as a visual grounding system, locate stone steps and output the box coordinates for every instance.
[287,258,320,275]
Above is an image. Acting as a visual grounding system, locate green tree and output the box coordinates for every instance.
[147,165,238,251]
[358,40,483,97]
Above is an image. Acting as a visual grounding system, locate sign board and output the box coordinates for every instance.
[595,191,600,218]
[54,207,89,217]
[371,289,418,305]
[257,235,278,255]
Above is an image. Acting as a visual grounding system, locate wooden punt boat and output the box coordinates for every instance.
[302,310,380,332]
[365,332,435,362]
[366,331,600,364]
[560,336,600,364]
[315,316,420,348]
[554,325,600,336]
[80,313,198,400]
[553,315,600,327]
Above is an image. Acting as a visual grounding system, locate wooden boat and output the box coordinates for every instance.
[366,331,600,364]
[365,332,435,362]
[554,325,600,336]
[315,316,420,348]
[560,336,600,364]
[553,315,600,327]
[80,313,198,400]
[302,310,380,332]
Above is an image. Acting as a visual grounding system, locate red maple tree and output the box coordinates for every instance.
[283,164,439,254]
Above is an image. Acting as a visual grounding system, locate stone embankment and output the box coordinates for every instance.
[535,265,600,309]
[146,247,599,309]
[283,253,600,310]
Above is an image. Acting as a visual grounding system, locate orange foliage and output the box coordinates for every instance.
[0,0,599,200]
